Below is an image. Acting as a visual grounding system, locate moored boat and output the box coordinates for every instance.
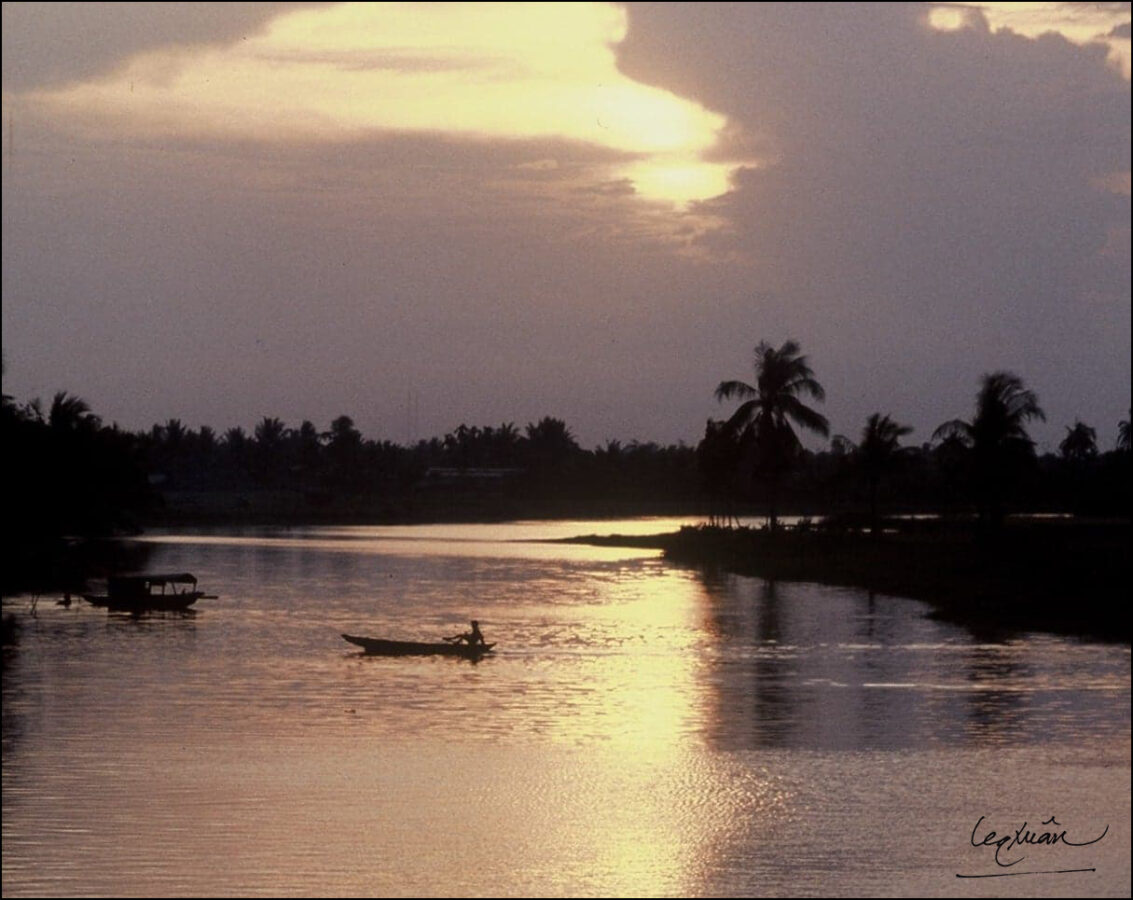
[342,633,496,657]
[83,573,217,612]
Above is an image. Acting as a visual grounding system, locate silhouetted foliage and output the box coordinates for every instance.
[1059,421,1097,462]
[6,351,1126,536]
[933,372,1045,531]
[715,339,829,530]
[840,413,914,533]
[697,419,745,526]
[2,390,152,541]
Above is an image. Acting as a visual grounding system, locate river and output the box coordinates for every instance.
[2,519,1129,897]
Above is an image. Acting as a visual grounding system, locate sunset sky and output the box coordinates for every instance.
[2,2,1129,450]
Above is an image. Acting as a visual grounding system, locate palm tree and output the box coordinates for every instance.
[715,339,829,531]
[48,391,100,433]
[1059,421,1097,462]
[293,420,321,482]
[488,422,522,466]
[933,371,1045,530]
[324,415,363,488]
[697,419,745,527]
[1118,411,1131,453]
[857,413,914,534]
[253,416,288,486]
[524,417,580,467]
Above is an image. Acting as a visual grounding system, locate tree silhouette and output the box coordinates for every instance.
[325,415,363,488]
[253,416,288,485]
[293,420,322,487]
[1059,421,1097,462]
[933,371,1045,530]
[49,391,100,433]
[3,387,151,539]
[854,413,914,534]
[697,419,744,526]
[715,339,829,531]
[1118,411,1130,453]
[525,417,580,467]
[487,422,522,467]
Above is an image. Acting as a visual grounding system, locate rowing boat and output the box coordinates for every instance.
[342,634,496,657]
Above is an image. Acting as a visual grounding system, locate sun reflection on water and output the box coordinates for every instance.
[2,523,1128,897]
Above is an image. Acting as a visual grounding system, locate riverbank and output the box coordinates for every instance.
[141,487,710,528]
[562,519,1131,642]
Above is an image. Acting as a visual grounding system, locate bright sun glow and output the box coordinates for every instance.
[26,2,737,207]
[927,7,972,32]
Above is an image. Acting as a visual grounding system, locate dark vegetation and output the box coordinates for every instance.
[569,519,1129,641]
[3,342,1130,638]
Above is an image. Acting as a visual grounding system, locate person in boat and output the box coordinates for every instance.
[452,620,486,647]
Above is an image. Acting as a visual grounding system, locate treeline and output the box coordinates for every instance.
[0,391,702,530]
[3,355,1130,537]
[138,413,701,521]
[700,424,1131,524]
[703,342,1130,532]
[2,391,153,540]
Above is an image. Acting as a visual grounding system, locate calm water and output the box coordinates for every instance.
[2,519,1129,897]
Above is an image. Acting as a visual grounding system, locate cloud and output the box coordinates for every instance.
[616,2,1130,445]
[12,2,746,207]
[2,3,1128,449]
[934,2,1133,77]
[0,2,309,90]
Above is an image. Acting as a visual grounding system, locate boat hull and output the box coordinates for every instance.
[342,634,496,657]
[83,593,202,612]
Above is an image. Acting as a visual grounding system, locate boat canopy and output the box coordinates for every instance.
[123,573,197,585]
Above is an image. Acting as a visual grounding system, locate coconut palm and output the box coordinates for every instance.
[48,391,100,432]
[715,339,829,530]
[857,413,914,534]
[933,371,1045,529]
[253,416,288,486]
[524,417,580,467]
[1059,421,1097,462]
[324,415,363,488]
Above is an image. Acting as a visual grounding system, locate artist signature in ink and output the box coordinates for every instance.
[957,815,1110,879]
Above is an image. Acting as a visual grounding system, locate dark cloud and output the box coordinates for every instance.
[617,2,1131,446]
[1,2,313,90]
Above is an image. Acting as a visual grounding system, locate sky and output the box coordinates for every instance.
[2,2,1130,452]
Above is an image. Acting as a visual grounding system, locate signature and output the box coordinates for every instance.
[958,815,1109,879]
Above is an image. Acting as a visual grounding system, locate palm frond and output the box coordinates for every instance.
[932,419,972,444]
[786,373,826,402]
[722,400,760,434]
[781,396,830,437]
[715,380,756,402]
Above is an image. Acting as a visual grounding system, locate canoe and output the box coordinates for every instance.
[342,634,496,657]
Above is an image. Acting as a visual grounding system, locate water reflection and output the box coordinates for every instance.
[687,566,1130,752]
[2,524,1129,898]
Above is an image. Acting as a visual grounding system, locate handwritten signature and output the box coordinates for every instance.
[959,815,1109,878]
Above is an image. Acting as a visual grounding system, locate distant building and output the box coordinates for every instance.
[421,467,525,488]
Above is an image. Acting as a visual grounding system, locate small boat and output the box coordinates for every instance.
[342,633,496,657]
[83,572,217,613]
